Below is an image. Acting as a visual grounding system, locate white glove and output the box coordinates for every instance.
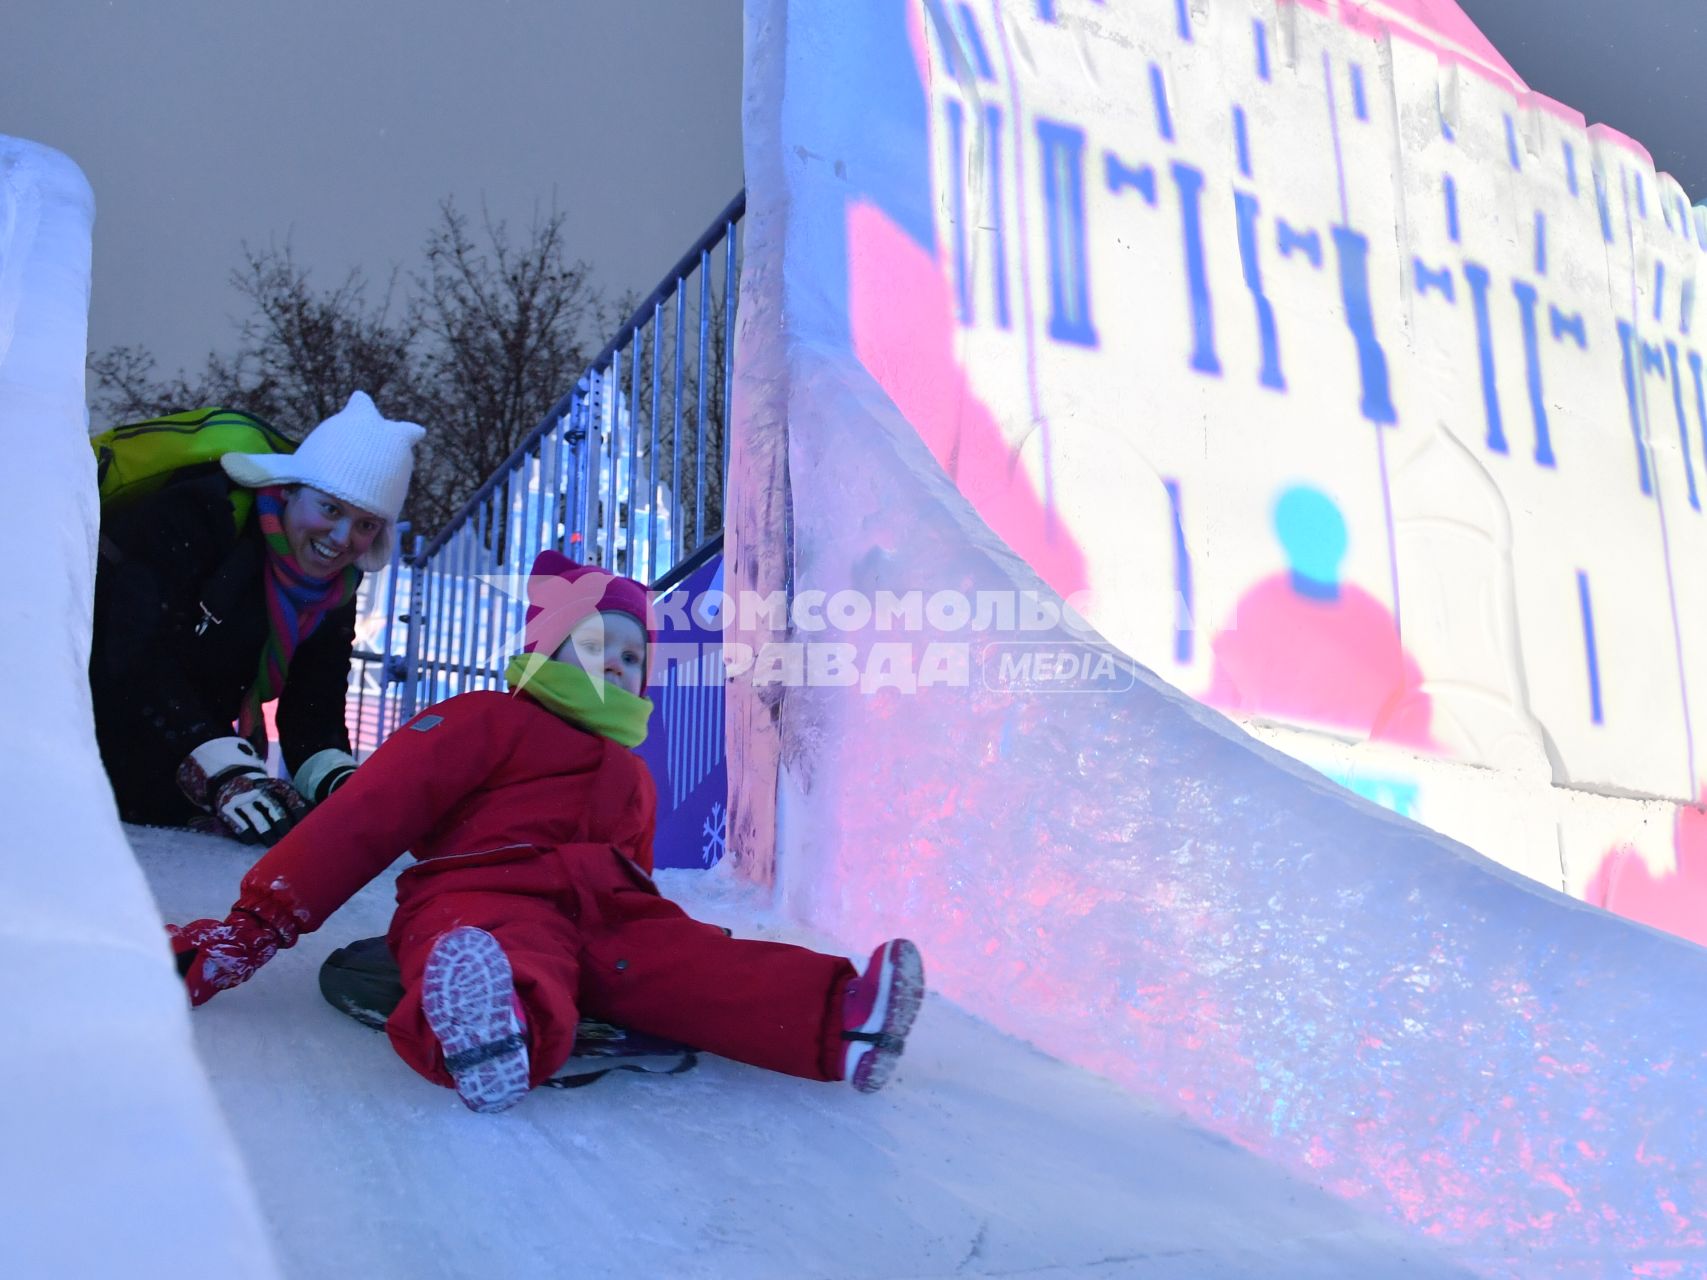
[176,737,307,846]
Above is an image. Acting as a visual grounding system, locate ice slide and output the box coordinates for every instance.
[727,1,1707,1275]
[11,0,1707,1273]
[4,132,1472,1277]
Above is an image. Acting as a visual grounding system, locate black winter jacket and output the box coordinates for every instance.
[91,467,358,824]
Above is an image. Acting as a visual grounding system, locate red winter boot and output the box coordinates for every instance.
[421,927,532,1114]
[837,939,925,1093]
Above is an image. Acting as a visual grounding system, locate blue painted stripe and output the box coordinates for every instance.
[1234,105,1252,179]
[1564,142,1579,196]
[1691,352,1707,485]
[1276,220,1323,268]
[1150,63,1175,141]
[1445,175,1460,243]
[1513,280,1557,467]
[954,2,996,78]
[1332,227,1398,425]
[1165,479,1193,663]
[1534,210,1547,276]
[1636,171,1649,218]
[1104,152,1158,204]
[947,99,971,324]
[1654,261,1666,324]
[1037,119,1099,346]
[1171,162,1221,374]
[1351,64,1368,121]
[1175,0,1192,41]
[1464,264,1506,454]
[1550,306,1587,348]
[1665,342,1700,510]
[1413,258,1456,302]
[921,0,969,79]
[1254,18,1271,81]
[1577,571,1604,726]
[985,103,1012,329]
[1615,320,1656,496]
[1594,170,1614,242]
[1504,114,1521,170]
[1234,191,1284,389]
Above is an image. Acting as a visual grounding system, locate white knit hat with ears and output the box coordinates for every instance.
[220,391,426,571]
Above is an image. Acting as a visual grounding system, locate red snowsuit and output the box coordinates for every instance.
[237,689,856,1088]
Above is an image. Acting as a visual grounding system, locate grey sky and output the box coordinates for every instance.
[2,1,1700,408]
[1459,0,1705,199]
[0,0,743,387]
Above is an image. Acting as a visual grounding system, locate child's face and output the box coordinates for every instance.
[553,611,647,696]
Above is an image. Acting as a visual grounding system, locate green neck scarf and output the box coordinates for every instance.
[504,653,652,747]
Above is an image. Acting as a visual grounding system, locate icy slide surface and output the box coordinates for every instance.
[0,128,1463,1280]
[730,2,1707,1274]
[135,823,1471,1280]
[0,137,276,1276]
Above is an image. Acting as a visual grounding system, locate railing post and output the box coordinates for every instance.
[567,407,587,559]
[649,297,663,582]
[375,520,409,741]
[400,534,426,723]
[603,366,620,569]
[696,252,710,547]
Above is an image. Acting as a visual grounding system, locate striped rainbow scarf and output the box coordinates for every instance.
[237,486,361,751]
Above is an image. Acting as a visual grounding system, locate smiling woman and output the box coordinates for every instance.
[89,391,425,845]
[283,488,385,578]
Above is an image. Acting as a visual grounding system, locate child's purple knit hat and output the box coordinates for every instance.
[522,551,654,669]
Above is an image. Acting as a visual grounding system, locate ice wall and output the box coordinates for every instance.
[0,136,277,1278]
[739,0,1707,942]
[731,2,1707,1273]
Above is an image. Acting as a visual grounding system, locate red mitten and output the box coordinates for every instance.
[166,909,288,1006]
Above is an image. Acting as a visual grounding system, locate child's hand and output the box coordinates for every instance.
[166,909,285,1006]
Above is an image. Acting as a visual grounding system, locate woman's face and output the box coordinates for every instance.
[281,486,383,576]
[552,611,648,696]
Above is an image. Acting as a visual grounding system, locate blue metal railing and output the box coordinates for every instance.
[368,192,743,727]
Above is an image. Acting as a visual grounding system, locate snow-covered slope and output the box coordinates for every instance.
[135,823,1471,1280]
[0,115,1465,1280]
[0,136,276,1278]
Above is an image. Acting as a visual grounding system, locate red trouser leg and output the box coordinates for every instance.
[577,887,857,1082]
[385,888,585,1089]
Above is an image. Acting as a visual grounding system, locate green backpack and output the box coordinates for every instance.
[92,406,295,530]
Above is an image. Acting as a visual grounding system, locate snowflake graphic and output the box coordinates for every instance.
[701,800,727,867]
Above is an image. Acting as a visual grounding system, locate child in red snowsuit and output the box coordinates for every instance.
[167,551,925,1112]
